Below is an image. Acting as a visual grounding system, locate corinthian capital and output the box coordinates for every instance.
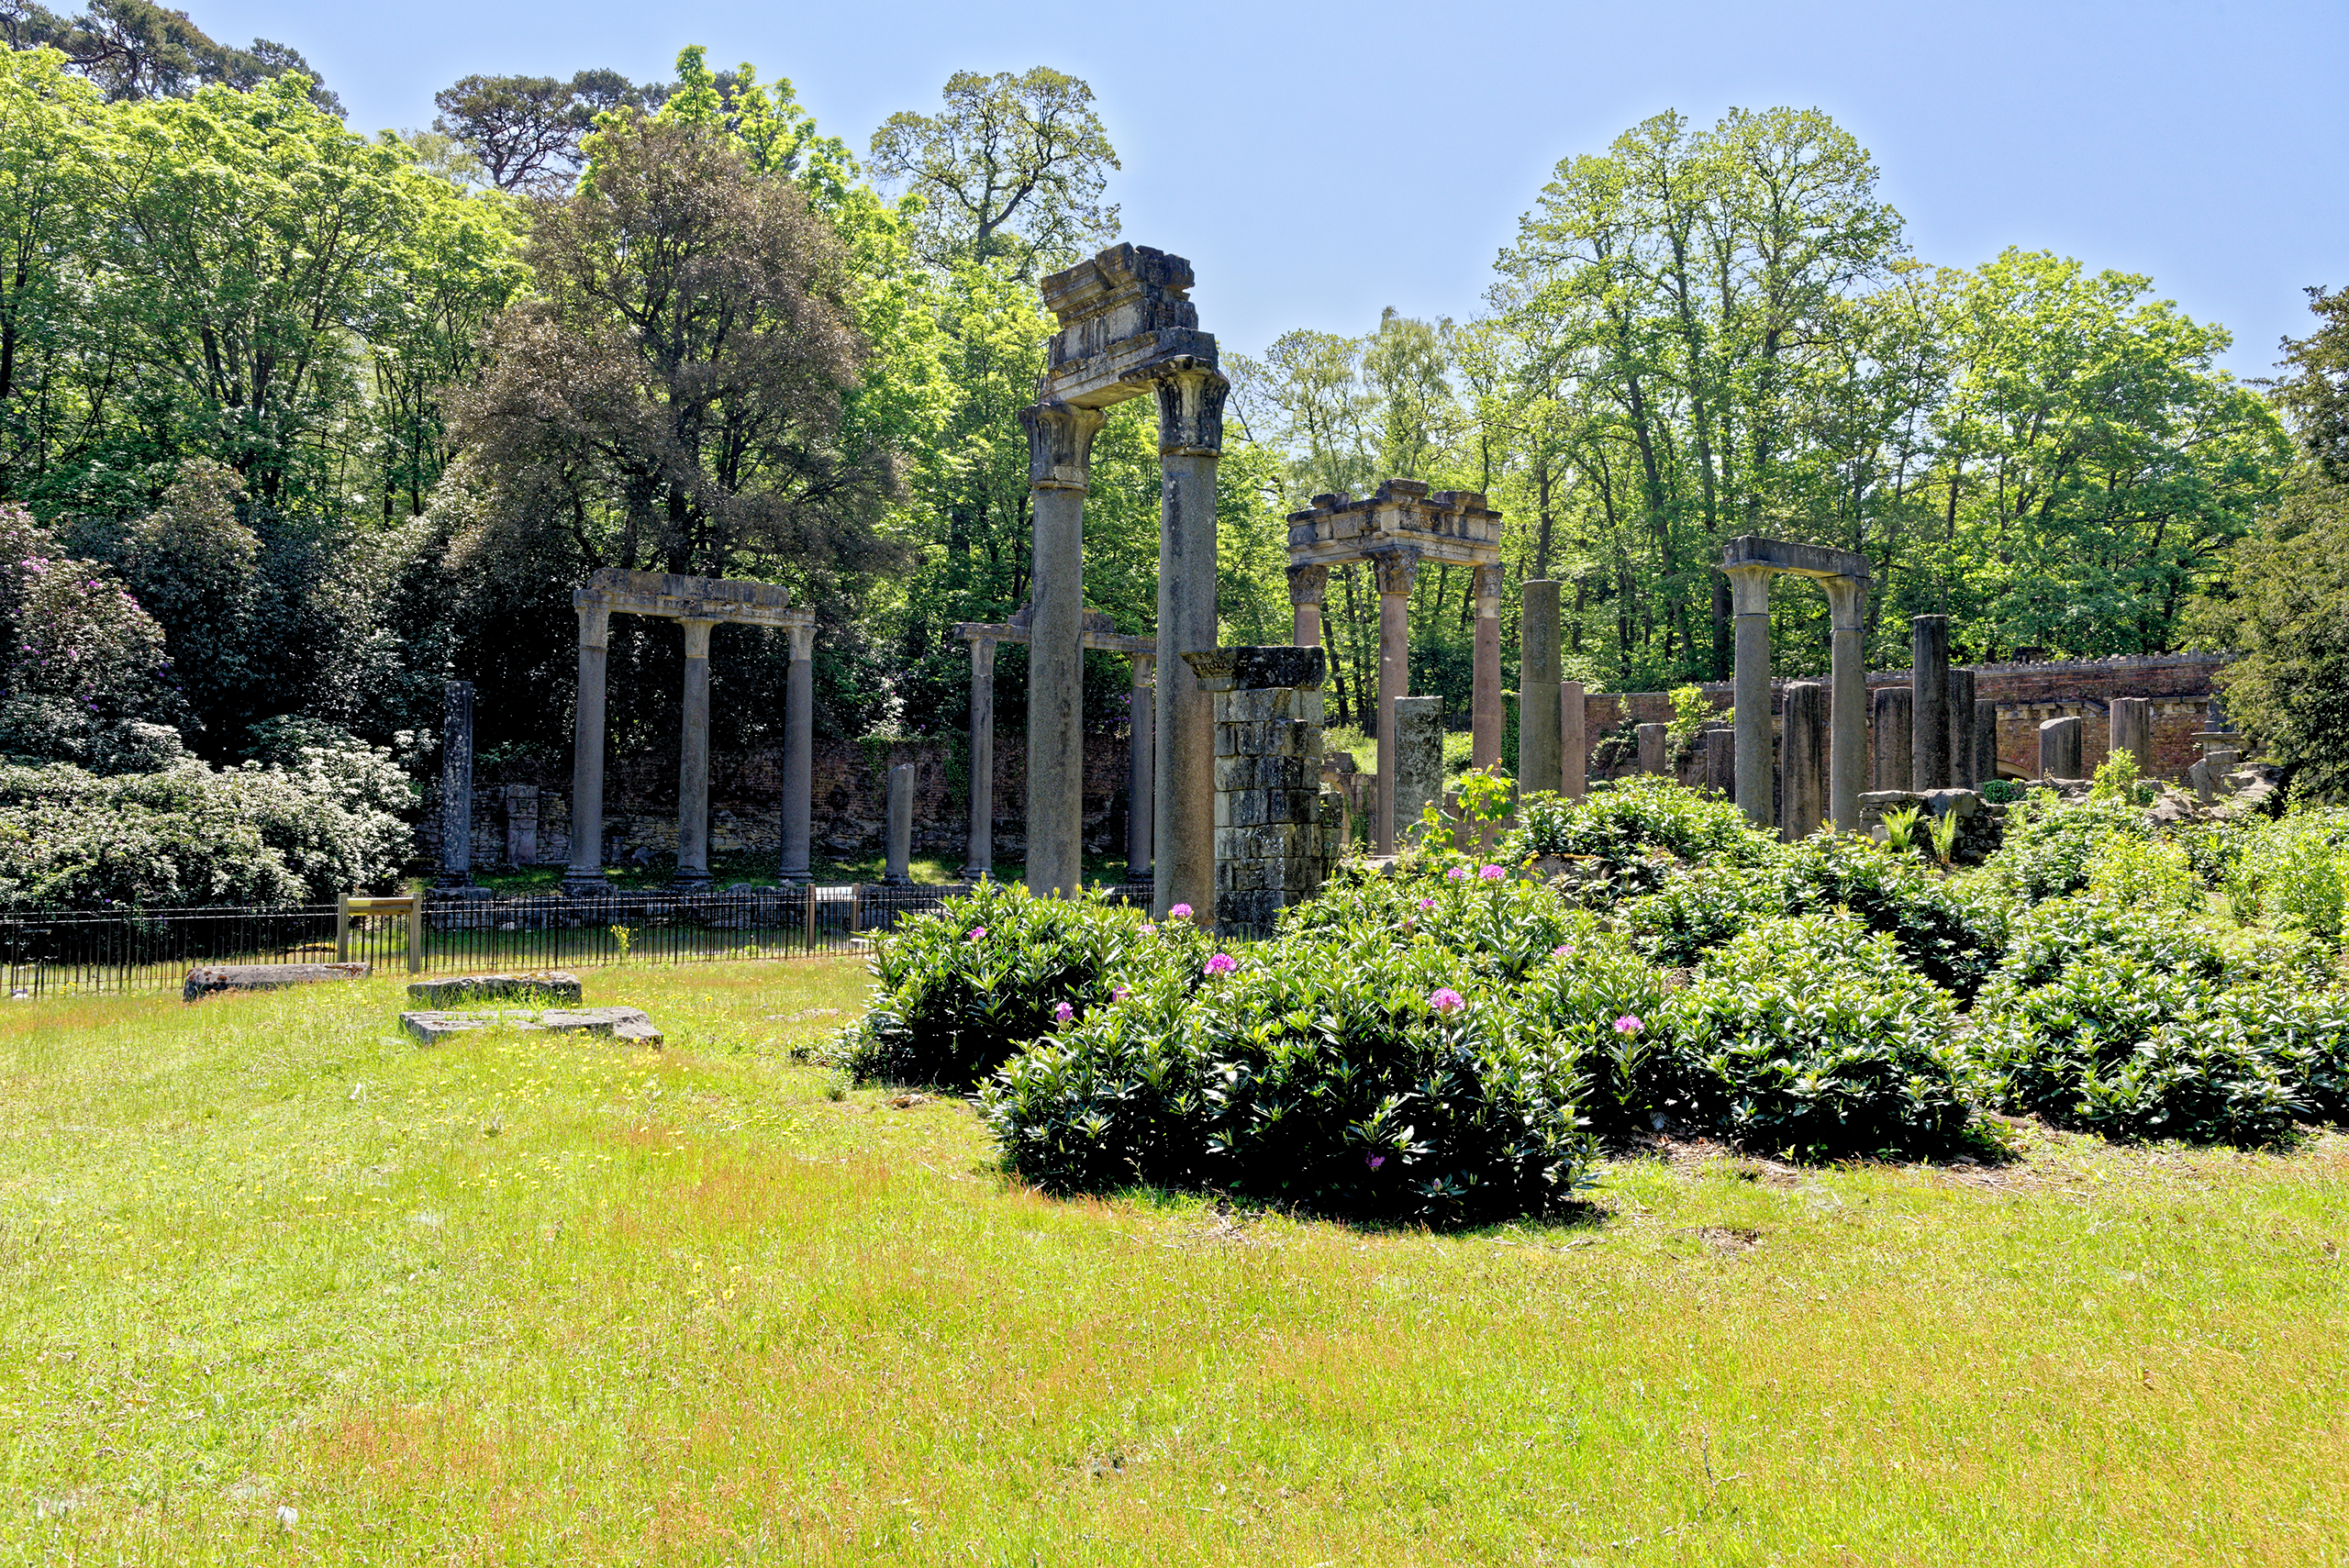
[1154,362,1228,457]
[1286,563,1329,606]
[1471,563,1505,610]
[1372,549,1420,598]
[1021,401,1106,491]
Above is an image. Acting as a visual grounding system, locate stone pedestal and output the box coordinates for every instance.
[1394,695,1444,848]
[1185,646,1327,940]
[1781,681,1828,842]
[2039,716,2083,780]
[1519,579,1562,797]
[2110,697,2153,774]
[1635,722,1668,776]
[1946,667,1978,789]
[884,762,914,885]
[439,679,475,888]
[503,784,539,867]
[1872,686,1913,792]
[1560,680,1587,799]
[962,635,996,882]
[1472,565,1504,773]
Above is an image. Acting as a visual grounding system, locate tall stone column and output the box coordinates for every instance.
[562,606,610,895]
[438,678,475,887]
[1911,615,1951,790]
[1726,564,1776,828]
[1153,366,1225,918]
[1975,699,2000,784]
[1560,679,1587,799]
[778,621,814,884]
[1023,400,1105,899]
[961,635,995,882]
[1519,580,1562,800]
[1947,667,1978,789]
[1823,575,1866,832]
[1472,564,1505,773]
[1872,686,1914,791]
[674,617,714,888]
[1781,681,1828,842]
[1127,653,1154,885]
[1371,550,1419,854]
[883,762,914,885]
[2110,696,2153,775]
[1287,564,1327,648]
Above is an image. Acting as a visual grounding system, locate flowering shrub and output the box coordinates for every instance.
[1510,775,1774,897]
[1659,912,1976,1160]
[841,883,1197,1088]
[1505,933,1673,1140]
[1283,863,1587,983]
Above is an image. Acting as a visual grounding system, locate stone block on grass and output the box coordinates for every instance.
[184,962,368,1004]
[407,971,584,1007]
[400,1006,662,1047]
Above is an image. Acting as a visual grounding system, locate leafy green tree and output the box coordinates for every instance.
[2,0,339,112]
[431,68,651,195]
[869,68,1119,277]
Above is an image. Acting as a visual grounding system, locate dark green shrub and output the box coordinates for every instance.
[1986,895,2230,995]
[1282,862,1589,983]
[1507,931,1674,1140]
[1984,795,2154,903]
[842,883,1197,1088]
[1510,776,1774,902]
[1773,834,2008,1000]
[1660,912,1974,1160]
[1621,860,1777,969]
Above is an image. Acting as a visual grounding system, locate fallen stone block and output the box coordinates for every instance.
[400,1006,662,1047]
[406,971,583,1007]
[184,962,369,1004]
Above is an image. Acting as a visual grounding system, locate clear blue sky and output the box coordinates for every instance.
[204,0,2343,379]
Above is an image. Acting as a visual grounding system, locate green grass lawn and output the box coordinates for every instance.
[4,960,2345,1564]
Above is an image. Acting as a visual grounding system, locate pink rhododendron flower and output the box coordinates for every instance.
[1053,1001,1074,1024]
[1614,1014,1643,1035]
[1417,897,1436,910]
[1138,922,1157,936]
[1170,903,1194,919]
[1479,863,1505,881]
[1445,866,1469,881]
[966,927,986,941]
[1366,1153,1386,1171]
[1552,944,1572,960]
[1429,987,1465,1014]
[1111,985,1130,1001]
[1204,951,1237,975]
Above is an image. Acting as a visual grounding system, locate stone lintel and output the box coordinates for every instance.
[953,621,1156,657]
[1182,645,1327,694]
[1720,535,1870,584]
[1035,244,1212,410]
[1285,480,1504,573]
[575,567,811,631]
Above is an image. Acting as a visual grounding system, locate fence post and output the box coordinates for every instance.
[406,879,425,974]
[335,893,351,964]
[849,884,861,938]
[804,881,818,953]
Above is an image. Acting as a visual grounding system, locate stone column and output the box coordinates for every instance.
[562,606,610,895]
[1022,400,1104,899]
[1394,695,1445,847]
[1781,681,1828,842]
[504,783,539,867]
[1911,615,1951,790]
[1975,700,2000,784]
[1186,646,1326,940]
[1703,727,1735,796]
[1872,686,1913,791]
[1372,550,1419,854]
[884,762,914,885]
[1947,668,1978,789]
[1560,679,1587,799]
[1472,564,1505,774]
[1726,564,1776,828]
[961,635,995,882]
[1824,575,1867,832]
[439,678,474,887]
[674,617,714,888]
[1127,653,1155,885]
[2110,696,2153,775]
[1519,579,1562,800]
[1636,722,1668,776]
[1287,563,1327,648]
[778,621,815,884]
[1153,366,1226,918]
[2039,716,2083,780]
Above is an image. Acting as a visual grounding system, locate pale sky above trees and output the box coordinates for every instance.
[175,0,2343,379]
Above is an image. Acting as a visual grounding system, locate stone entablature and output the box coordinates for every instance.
[574,568,806,630]
[1284,480,1504,572]
[1037,245,1216,408]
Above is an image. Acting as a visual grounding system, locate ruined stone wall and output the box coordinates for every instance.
[1571,652,2224,786]
[421,728,1136,870]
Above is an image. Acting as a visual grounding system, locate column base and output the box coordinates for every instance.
[559,870,610,897]
[1123,863,1152,888]
[957,866,990,884]
[670,871,714,893]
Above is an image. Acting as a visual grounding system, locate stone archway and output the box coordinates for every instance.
[1720,536,1869,836]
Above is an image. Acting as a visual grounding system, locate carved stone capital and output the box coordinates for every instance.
[1021,401,1105,491]
[1722,562,1775,617]
[681,617,715,661]
[1472,563,1505,611]
[786,623,815,662]
[1155,363,1228,457]
[1286,563,1330,607]
[1372,549,1421,598]
[576,604,610,651]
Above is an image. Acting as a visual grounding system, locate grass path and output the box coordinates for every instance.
[2,959,2344,1564]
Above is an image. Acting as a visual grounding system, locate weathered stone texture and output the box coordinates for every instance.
[184,962,368,1003]
[407,972,583,1007]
